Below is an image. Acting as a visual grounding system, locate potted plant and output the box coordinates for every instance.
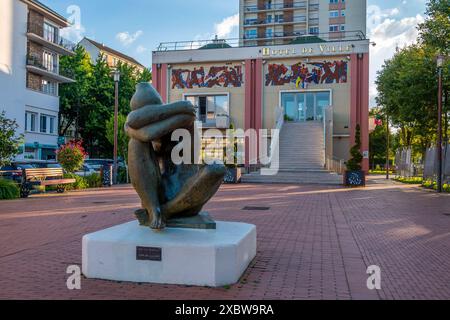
[344,124,366,187]
[223,124,242,184]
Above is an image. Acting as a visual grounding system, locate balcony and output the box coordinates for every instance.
[244,1,308,12]
[26,55,75,83]
[244,17,300,27]
[27,22,76,56]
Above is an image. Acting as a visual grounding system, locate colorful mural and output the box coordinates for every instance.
[265,60,348,86]
[172,65,243,89]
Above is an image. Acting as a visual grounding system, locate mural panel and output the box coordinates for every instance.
[172,65,243,89]
[265,60,348,86]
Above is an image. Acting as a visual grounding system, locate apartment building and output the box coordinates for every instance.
[79,37,146,73]
[0,0,75,161]
[239,0,366,46]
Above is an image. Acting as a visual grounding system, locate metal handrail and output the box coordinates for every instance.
[156,30,367,51]
[326,156,346,175]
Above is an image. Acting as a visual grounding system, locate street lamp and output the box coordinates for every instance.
[436,55,444,193]
[113,69,120,185]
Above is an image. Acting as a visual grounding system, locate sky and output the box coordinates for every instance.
[39,0,429,107]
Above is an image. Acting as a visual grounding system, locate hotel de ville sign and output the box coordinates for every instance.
[262,44,354,57]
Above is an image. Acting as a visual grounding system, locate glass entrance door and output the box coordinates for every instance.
[281,91,331,122]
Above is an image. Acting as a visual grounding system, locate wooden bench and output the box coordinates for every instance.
[20,168,76,198]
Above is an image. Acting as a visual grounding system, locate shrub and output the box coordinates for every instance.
[63,173,88,190]
[0,179,19,200]
[85,173,102,188]
[346,125,363,171]
[393,176,423,184]
[56,140,87,173]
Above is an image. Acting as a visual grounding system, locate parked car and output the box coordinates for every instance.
[74,164,97,177]
[0,163,34,182]
[27,162,62,169]
[85,159,125,172]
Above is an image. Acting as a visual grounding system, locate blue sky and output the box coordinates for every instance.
[40,0,429,106]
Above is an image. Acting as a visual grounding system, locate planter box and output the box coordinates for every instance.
[344,170,366,187]
[224,167,242,184]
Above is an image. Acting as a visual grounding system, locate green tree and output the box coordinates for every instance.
[419,0,450,55]
[0,112,23,167]
[59,45,93,137]
[116,62,138,116]
[376,45,438,155]
[106,113,129,164]
[419,0,450,142]
[138,68,152,83]
[83,54,114,157]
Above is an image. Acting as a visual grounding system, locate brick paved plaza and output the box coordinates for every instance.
[0,177,449,300]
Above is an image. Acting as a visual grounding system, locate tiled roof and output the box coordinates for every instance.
[28,0,68,24]
[84,38,146,69]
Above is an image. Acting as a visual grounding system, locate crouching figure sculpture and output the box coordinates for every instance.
[125,83,225,230]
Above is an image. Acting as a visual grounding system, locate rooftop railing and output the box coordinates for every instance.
[155,31,366,52]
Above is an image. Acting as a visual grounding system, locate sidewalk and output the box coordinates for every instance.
[0,178,449,300]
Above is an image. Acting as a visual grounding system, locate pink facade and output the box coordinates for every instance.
[350,53,370,172]
[152,52,370,172]
[152,63,168,103]
[244,59,263,167]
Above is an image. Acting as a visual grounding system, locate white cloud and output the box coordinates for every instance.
[116,30,143,46]
[214,14,239,39]
[367,5,424,107]
[136,45,148,54]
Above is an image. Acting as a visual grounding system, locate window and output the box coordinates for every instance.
[25,112,37,132]
[340,25,346,31]
[245,29,258,39]
[329,0,339,3]
[244,18,258,26]
[266,28,273,38]
[39,114,57,134]
[42,80,57,96]
[329,25,339,32]
[43,51,58,73]
[275,14,284,23]
[185,94,229,125]
[40,114,47,133]
[309,27,319,34]
[329,11,339,18]
[341,10,346,16]
[43,22,58,44]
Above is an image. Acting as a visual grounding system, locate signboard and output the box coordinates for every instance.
[136,247,162,261]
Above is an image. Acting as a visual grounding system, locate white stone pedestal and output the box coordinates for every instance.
[82,221,257,287]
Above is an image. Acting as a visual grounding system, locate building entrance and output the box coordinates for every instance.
[281,91,331,122]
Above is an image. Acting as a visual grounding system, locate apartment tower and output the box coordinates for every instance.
[239,0,366,46]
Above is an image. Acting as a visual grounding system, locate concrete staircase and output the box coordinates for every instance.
[242,122,343,185]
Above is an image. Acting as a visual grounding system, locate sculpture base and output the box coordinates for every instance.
[167,212,216,230]
[82,220,257,287]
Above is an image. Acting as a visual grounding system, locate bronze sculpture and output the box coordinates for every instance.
[125,83,225,230]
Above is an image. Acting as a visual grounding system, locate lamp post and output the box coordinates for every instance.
[437,55,444,193]
[113,69,120,185]
[386,113,390,180]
